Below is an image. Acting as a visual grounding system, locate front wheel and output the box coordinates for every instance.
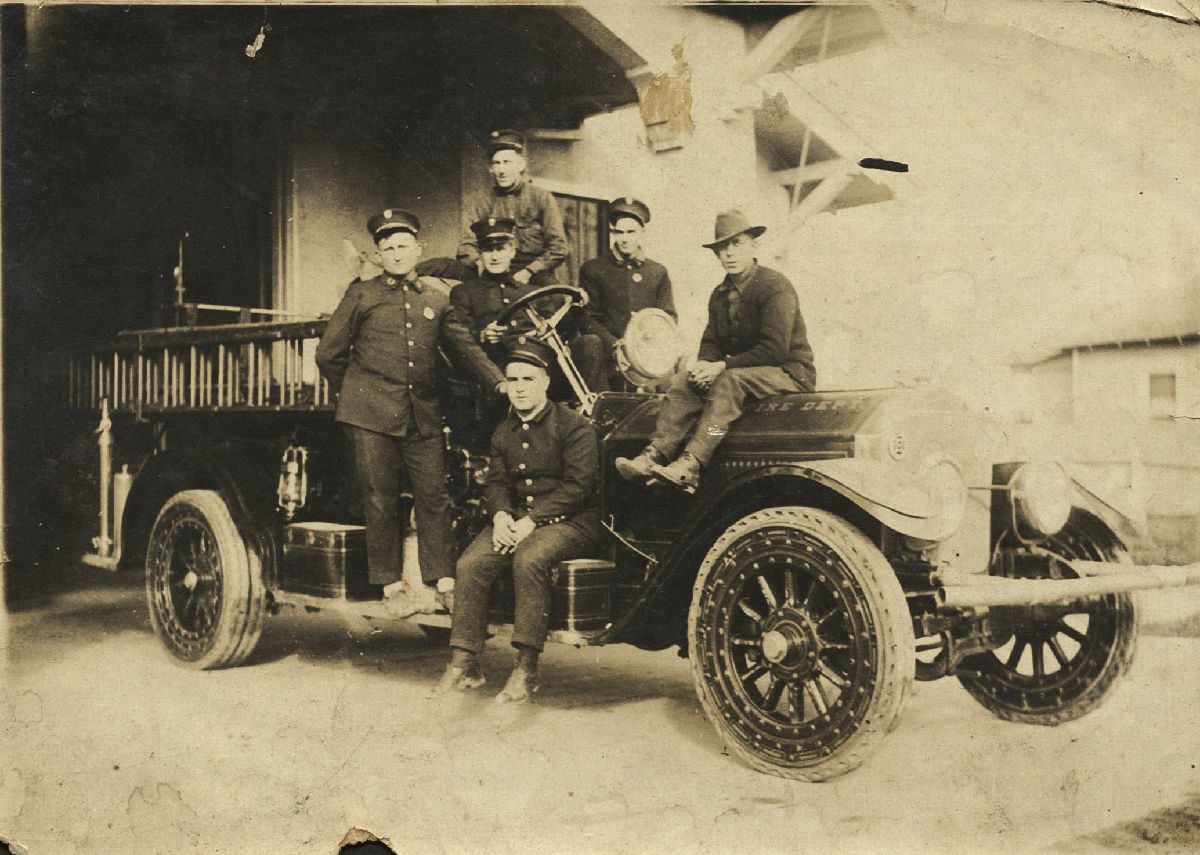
[688,507,914,781]
[145,489,266,669]
[956,524,1138,724]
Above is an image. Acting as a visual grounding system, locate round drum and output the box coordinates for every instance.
[617,308,681,387]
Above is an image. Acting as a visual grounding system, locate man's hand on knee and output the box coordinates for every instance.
[511,515,537,546]
[492,511,519,553]
[688,359,726,391]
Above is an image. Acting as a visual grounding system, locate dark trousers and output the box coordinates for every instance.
[350,426,455,586]
[450,518,601,653]
[650,366,803,465]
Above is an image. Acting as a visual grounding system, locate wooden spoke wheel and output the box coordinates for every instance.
[956,525,1138,724]
[688,507,914,781]
[145,490,266,669]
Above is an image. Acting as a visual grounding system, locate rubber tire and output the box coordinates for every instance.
[688,506,915,782]
[957,539,1138,726]
[145,489,266,669]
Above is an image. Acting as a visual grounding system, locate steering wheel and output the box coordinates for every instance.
[494,285,589,337]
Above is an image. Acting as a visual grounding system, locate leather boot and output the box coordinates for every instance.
[432,648,486,696]
[495,646,540,704]
[614,446,664,482]
[649,452,701,493]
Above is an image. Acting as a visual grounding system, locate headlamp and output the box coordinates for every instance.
[1009,461,1072,538]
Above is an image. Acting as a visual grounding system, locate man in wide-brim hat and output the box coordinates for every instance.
[615,209,817,491]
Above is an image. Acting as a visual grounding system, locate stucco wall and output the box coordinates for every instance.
[766,8,1200,402]
[278,3,1199,404]
[284,125,464,318]
[1073,345,1200,422]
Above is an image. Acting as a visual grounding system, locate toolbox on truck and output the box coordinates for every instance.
[282,522,375,599]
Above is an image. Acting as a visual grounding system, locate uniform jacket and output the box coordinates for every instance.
[484,401,599,525]
[315,272,504,437]
[697,264,816,390]
[450,272,565,340]
[457,179,568,277]
[579,250,676,350]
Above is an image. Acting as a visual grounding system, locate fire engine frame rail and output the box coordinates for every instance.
[66,319,334,416]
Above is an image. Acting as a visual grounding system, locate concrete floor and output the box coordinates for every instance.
[2,576,1198,855]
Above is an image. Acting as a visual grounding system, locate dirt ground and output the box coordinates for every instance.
[2,575,1198,855]
[1054,797,1200,855]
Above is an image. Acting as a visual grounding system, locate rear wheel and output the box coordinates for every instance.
[956,525,1138,724]
[688,507,914,781]
[145,490,266,669]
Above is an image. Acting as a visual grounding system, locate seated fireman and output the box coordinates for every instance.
[315,208,505,616]
[435,338,602,703]
[451,216,606,396]
[580,197,676,388]
[615,210,816,492]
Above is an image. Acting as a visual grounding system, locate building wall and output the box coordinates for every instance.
[1022,342,1200,562]
[274,5,1200,404]
[1026,356,1074,422]
[281,124,464,319]
[1072,345,1200,423]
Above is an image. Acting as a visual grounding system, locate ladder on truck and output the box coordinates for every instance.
[65,304,335,417]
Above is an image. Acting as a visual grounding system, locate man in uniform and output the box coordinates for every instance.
[453,216,606,398]
[579,197,676,388]
[457,130,568,287]
[434,338,602,703]
[316,209,505,616]
[615,210,816,492]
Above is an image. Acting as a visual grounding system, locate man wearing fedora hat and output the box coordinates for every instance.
[580,197,676,388]
[457,129,568,287]
[435,337,602,703]
[316,208,506,617]
[615,209,816,492]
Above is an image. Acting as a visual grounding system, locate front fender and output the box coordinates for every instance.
[1066,465,1144,544]
[800,458,964,541]
[599,459,962,647]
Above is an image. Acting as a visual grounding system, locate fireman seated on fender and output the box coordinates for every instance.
[615,209,817,493]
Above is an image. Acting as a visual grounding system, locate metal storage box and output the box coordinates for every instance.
[550,558,616,632]
[282,522,373,599]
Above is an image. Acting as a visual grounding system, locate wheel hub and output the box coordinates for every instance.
[760,630,791,663]
[182,569,199,592]
[761,611,820,677]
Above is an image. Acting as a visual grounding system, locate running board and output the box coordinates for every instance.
[938,561,1200,609]
[270,590,603,647]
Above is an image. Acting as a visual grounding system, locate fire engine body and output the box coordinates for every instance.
[65,290,1200,782]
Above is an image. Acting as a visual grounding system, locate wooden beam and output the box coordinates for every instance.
[771,158,850,187]
[742,9,822,82]
[526,128,586,142]
[770,72,873,163]
[786,172,855,231]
